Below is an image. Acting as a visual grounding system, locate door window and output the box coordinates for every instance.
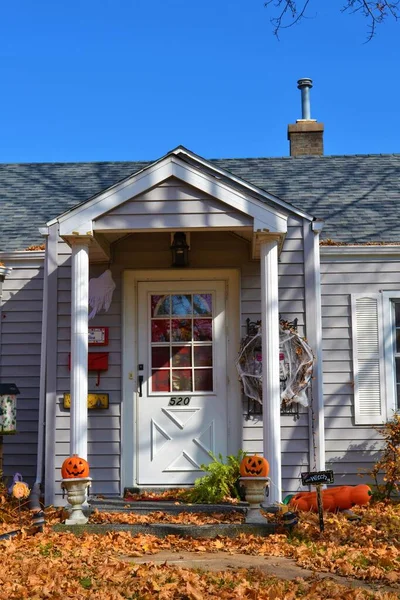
[150,294,213,393]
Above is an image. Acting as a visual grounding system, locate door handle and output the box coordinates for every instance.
[138,375,144,397]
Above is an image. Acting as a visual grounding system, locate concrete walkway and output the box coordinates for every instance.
[122,550,399,595]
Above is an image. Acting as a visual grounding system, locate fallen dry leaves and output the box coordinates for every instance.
[0,494,399,598]
[90,509,245,525]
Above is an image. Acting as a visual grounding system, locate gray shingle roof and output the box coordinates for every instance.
[1,154,399,251]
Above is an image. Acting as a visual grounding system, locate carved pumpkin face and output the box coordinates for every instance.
[61,455,90,479]
[240,455,269,478]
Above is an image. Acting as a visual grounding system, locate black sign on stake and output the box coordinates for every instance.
[301,470,334,486]
[300,470,335,533]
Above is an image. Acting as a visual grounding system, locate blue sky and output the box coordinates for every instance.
[0,1,398,162]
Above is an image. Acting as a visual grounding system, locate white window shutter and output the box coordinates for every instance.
[351,294,386,425]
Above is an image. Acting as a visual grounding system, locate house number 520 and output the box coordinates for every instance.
[169,397,191,406]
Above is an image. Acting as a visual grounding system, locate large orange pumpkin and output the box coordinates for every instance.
[61,455,90,479]
[240,454,269,477]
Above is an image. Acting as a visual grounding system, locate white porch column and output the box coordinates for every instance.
[260,237,282,504]
[70,239,90,459]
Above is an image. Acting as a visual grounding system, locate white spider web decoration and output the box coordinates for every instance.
[236,322,314,408]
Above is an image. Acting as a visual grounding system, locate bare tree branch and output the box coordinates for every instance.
[264,0,399,40]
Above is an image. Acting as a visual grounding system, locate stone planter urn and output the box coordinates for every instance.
[61,477,92,525]
[239,476,270,523]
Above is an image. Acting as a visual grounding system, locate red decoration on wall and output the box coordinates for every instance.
[68,352,109,387]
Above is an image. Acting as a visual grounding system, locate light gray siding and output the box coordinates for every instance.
[94,178,253,231]
[0,257,44,483]
[320,254,399,484]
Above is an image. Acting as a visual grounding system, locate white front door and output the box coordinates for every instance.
[137,280,228,485]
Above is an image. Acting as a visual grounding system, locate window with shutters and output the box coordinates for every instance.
[352,293,400,425]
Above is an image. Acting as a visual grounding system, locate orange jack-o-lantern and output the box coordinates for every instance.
[61,455,90,479]
[239,454,270,477]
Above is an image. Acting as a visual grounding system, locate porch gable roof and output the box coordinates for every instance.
[49,147,312,239]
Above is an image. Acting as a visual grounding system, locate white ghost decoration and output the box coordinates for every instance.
[88,269,116,320]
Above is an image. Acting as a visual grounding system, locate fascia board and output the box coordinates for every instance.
[172,146,314,222]
[0,250,45,261]
[59,155,288,237]
[169,159,287,233]
[59,159,176,236]
[320,245,400,261]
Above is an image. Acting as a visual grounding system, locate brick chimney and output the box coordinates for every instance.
[287,78,324,157]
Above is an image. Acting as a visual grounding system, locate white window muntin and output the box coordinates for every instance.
[382,291,400,416]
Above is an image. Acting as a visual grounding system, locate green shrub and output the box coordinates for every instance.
[183,450,246,504]
[370,414,400,501]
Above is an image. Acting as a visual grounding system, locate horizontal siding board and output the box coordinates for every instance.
[1,311,42,323]
[95,213,252,230]
[2,290,44,301]
[322,328,350,339]
[56,442,120,455]
[279,251,304,264]
[108,199,238,215]
[325,452,378,463]
[321,261,400,274]
[55,416,120,429]
[322,272,400,284]
[322,339,352,351]
[322,306,350,318]
[325,427,380,441]
[1,354,41,366]
[57,428,121,443]
[322,361,352,373]
[321,295,350,307]
[322,283,400,294]
[3,278,44,290]
[6,268,43,280]
[323,350,351,361]
[1,300,43,312]
[3,343,42,355]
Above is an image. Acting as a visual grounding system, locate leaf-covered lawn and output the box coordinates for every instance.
[0,500,399,599]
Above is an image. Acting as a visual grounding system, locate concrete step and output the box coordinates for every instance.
[89,496,249,515]
[54,521,277,538]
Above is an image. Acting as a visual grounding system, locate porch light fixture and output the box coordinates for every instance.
[171,232,189,267]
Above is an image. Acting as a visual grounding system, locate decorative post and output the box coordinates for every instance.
[260,237,282,504]
[70,238,90,459]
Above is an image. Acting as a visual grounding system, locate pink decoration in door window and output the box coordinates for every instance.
[193,319,212,341]
[152,319,170,342]
[193,294,212,316]
[171,319,192,342]
[151,295,170,317]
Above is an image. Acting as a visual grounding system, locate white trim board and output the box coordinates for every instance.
[320,246,400,261]
[121,268,241,491]
[382,291,400,417]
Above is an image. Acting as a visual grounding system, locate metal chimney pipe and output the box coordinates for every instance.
[297,78,313,120]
